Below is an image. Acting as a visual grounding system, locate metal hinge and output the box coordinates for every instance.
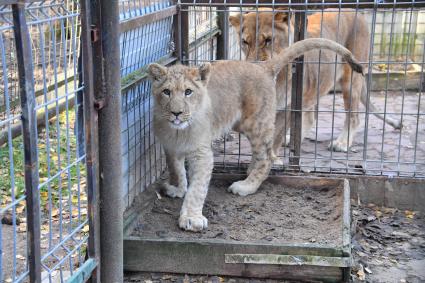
[91,26,100,43]
[94,98,105,110]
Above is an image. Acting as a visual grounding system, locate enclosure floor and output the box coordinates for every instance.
[124,205,425,283]
[131,179,343,246]
[213,91,425,177]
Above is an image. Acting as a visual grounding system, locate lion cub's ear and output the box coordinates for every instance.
[148,63,168,82]
[198,63,211,85]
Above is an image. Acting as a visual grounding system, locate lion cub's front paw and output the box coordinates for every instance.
[228,180,258,196]
[179,214,208,232]
[163,183,186,198]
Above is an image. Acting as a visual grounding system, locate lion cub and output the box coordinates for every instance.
[148,38,363,231]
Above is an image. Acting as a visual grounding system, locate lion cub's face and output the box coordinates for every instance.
[148,63,211,130]
[229,11,293,61]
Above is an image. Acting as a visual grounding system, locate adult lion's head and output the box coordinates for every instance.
[148,63,211,130]
[229,9,294,61]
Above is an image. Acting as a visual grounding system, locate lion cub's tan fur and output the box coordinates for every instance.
[230,9,401,152]
[148,38,363,231]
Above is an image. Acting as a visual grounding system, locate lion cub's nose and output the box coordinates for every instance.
[171,111,183,117]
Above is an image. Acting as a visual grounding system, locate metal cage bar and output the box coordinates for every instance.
[11,3,41,282]
[89,0,124,282]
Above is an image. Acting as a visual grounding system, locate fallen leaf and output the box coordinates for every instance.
[82,225,89,233]
[357,264,366,281]
[72,195,79,204]
[357,270,365,280]
[5,278,12,283]
[18,223,27,233]
[16,206,25,214]
[51,208,59,218]
[40,191,48,201]
[405,210,415,219]
[16,254,26,260]
[155,191,162,200]
[72,208,80,217]
[367,215,376,222]
[41,224,50,232]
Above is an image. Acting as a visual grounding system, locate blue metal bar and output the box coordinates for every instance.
[65,259,97,283]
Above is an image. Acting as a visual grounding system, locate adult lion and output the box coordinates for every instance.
[229,9,401,152]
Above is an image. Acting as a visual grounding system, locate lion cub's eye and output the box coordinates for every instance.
[184,89,193,96]
[265,37,272,46]
[162,89,171,96]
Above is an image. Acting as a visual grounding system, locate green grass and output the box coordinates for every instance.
[0,107,87,212]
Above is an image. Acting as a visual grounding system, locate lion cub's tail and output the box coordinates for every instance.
[266,38,364,77]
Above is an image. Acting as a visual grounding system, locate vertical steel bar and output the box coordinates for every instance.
[77,40,86,158]
[80,0,101,281]
[412,39,425,176]
[380,7,397,174]
[175,3,189,63]
[363,7,378,172]
[216,7,228,60]
[328,6,342,173]
[91,0,124,282]
[11,3,41,283]
[289,9,305,169]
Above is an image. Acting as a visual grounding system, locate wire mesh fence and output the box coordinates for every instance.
[183,2,425,178]
[119,0,174,209]
[1,1,89,282]
[2,0,425,281]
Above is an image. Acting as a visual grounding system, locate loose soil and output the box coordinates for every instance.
[125,204,425,283]
[351,204,425,283]
[131,179,344,247]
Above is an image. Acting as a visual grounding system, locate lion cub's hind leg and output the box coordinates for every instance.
[229,129,274,196]
[228,101,275,196]
[163,151,187,198]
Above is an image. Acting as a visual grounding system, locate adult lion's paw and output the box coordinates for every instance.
[163,183,186,198]
[328,139,349,152]
[179,214,208,232]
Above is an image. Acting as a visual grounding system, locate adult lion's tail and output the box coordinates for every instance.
[266,38,364,77]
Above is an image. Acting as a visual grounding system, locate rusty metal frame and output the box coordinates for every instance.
[289,10,306,168]
[80,0,101,281]
[11,2,41,282]
[120,6,177,33]
[178,0,425,8]
[174,1,189,63]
